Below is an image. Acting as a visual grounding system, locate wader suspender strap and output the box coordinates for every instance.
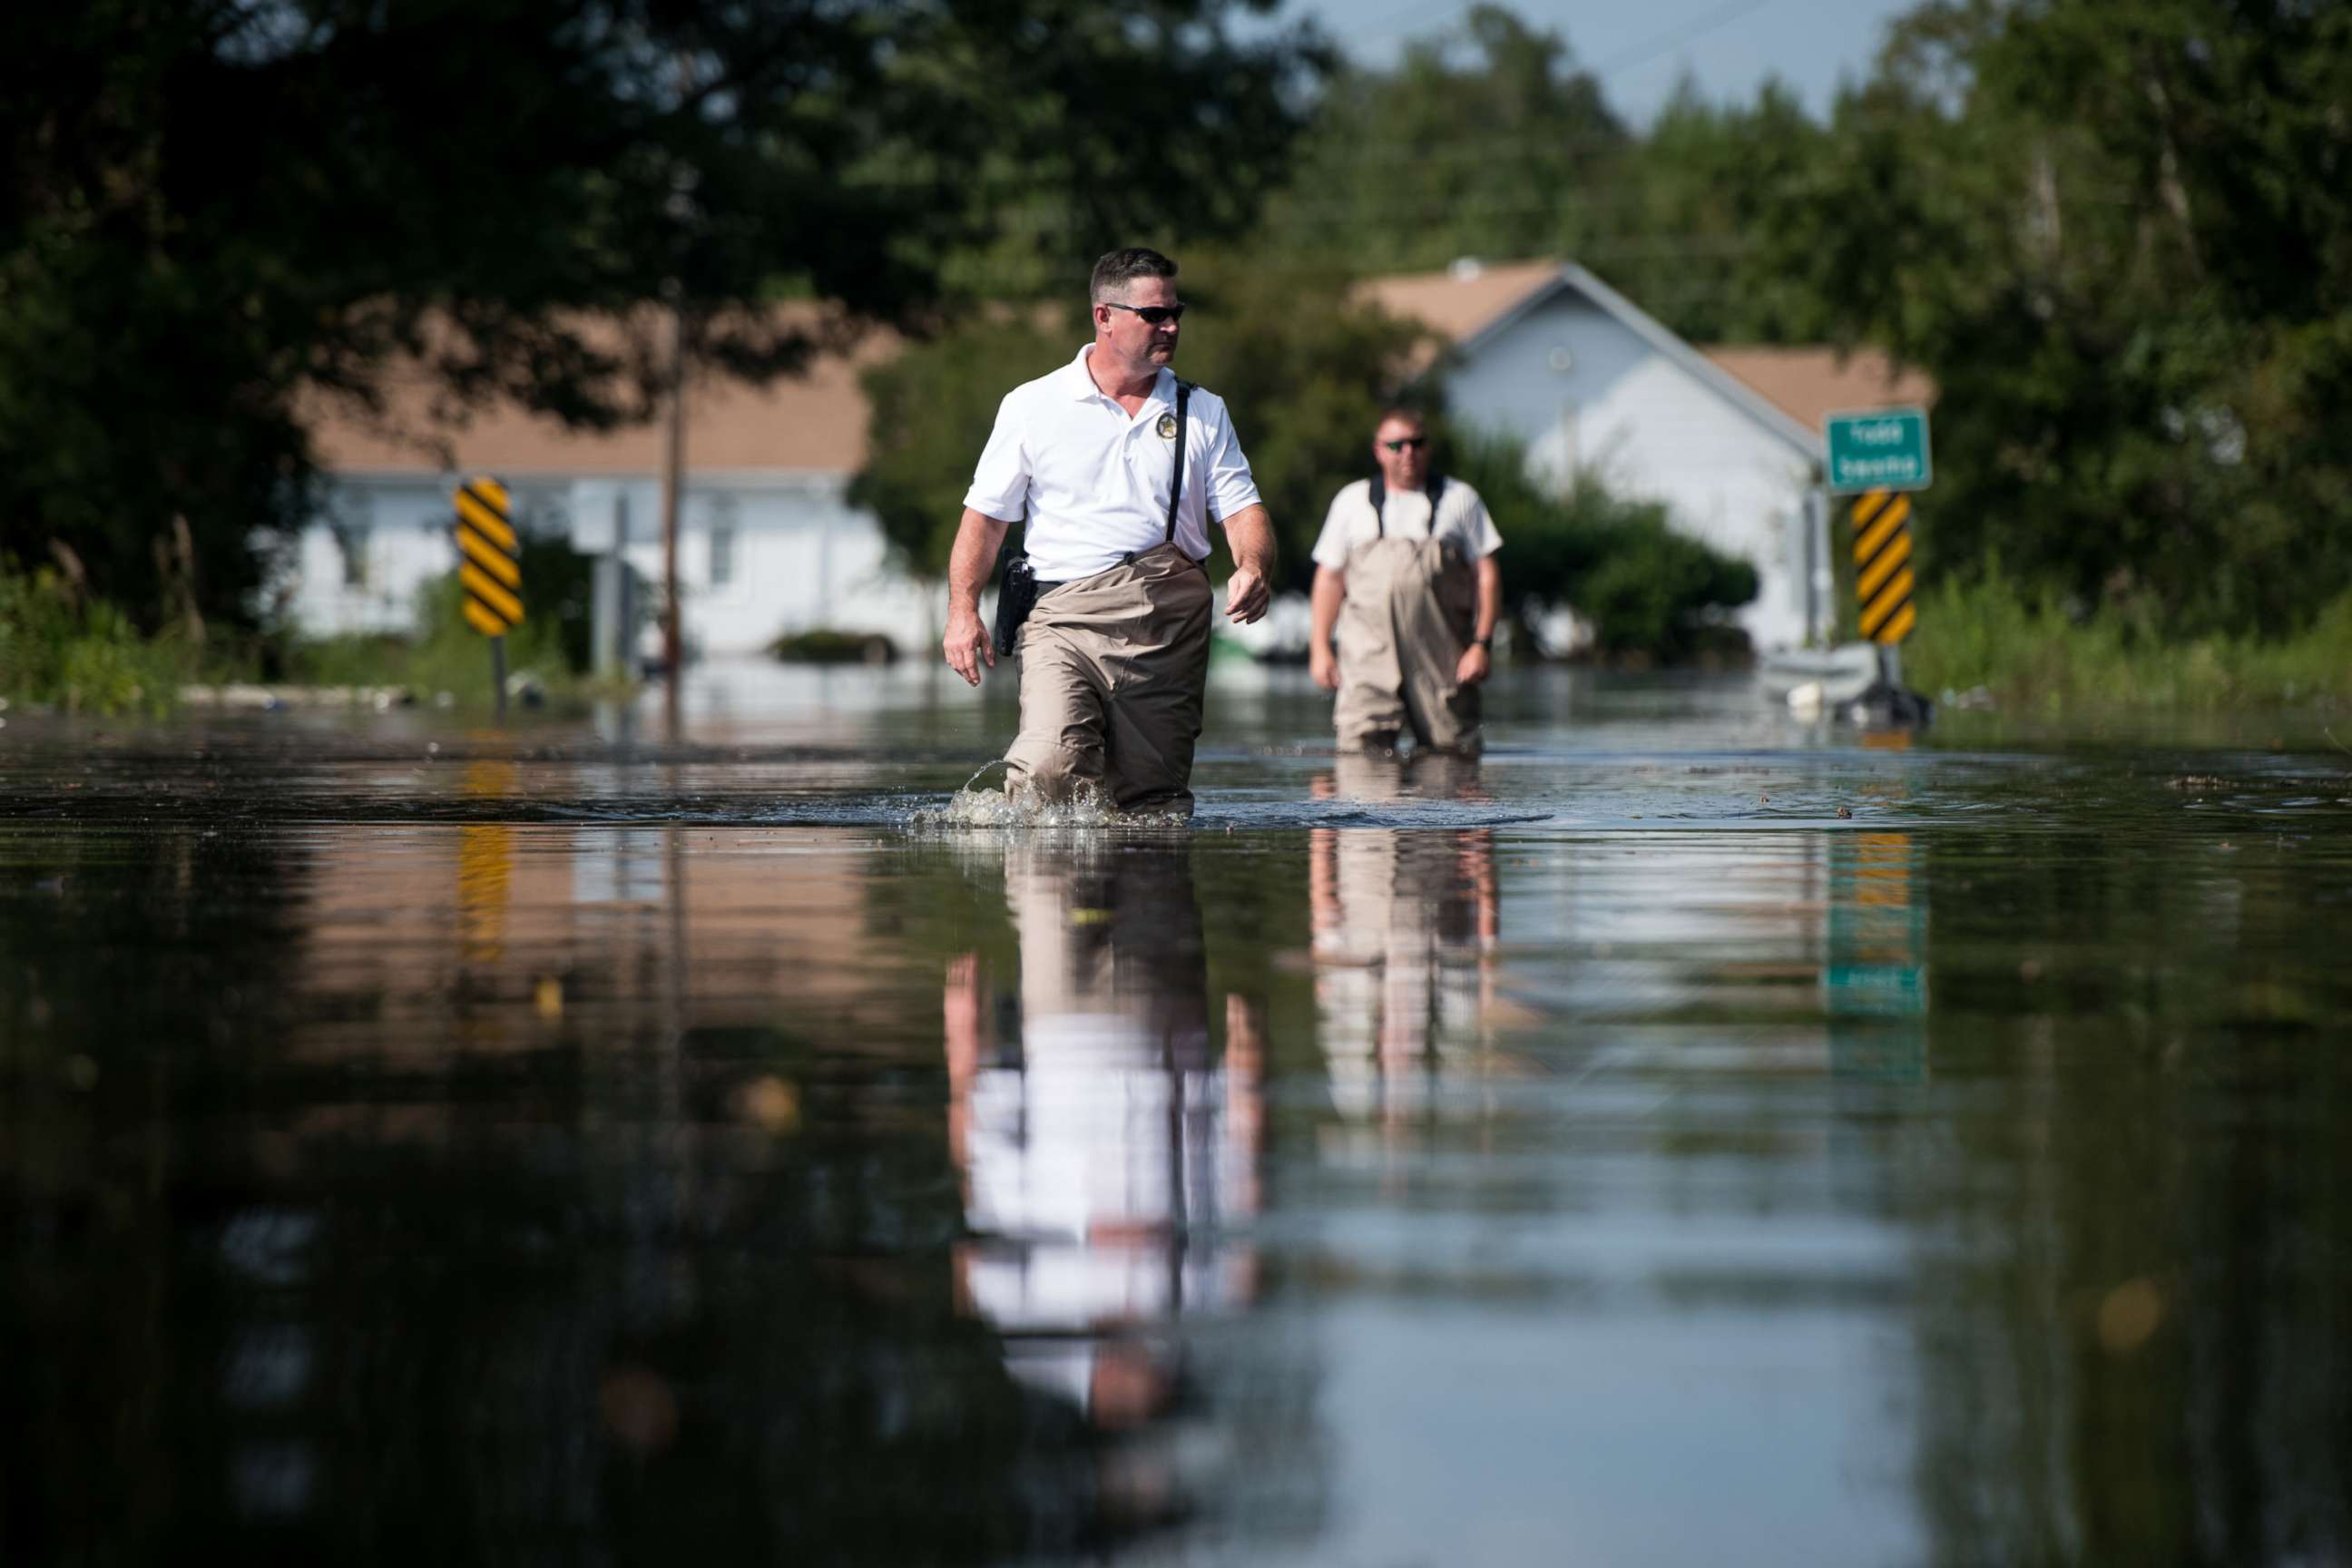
[1367,472,1445,539]
[1165,380,1192,548]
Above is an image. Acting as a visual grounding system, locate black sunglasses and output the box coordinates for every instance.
[1102,300,1186,326]
[1381,436,1429,452]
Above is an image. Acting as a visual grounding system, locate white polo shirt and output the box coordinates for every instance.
[963,345,1264,583]
[1309,475,1503,571]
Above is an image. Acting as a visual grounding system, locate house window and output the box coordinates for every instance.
[332,524,370,588]
[515,491,569,540]
[708,498,738,588]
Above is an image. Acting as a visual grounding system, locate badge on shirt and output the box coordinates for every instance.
[1156,412,1179,439]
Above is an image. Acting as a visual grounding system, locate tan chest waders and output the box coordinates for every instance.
[1333,476,1481,753]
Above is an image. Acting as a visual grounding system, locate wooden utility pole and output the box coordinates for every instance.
[660,294,686,726]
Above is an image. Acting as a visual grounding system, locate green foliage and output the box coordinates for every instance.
[1604,80,1838,341]
[0,0,1327,632]
[289,573,577,707]
[514,534,598,677]
[850,316,1071,580]
[1446,436,1757,658]
[1904,561,2352,713]
[1255,8,1832,345]
[1259,5,1628,275]
[0,567,194,715]
[1772,0,2352,639]
[769,628,900,665]
[854,251,1436,592]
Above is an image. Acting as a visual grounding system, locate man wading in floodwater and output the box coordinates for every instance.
[1308,407,1502,755]
[941,248,1276,817]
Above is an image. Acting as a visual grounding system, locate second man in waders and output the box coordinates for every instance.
[1309,408,1504,755]
[941,248,1276,816]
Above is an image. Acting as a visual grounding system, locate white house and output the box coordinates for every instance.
[296,319,934,661]
[1361,259,1934,652]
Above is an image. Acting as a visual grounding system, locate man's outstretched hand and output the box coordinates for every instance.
[944,608,995,686]
[1224,567,1269,625]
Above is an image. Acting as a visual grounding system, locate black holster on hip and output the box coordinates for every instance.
[992,552,1039,658]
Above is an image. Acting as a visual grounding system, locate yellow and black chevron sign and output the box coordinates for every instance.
[453,476,524,638]
[1851,488,1916,647]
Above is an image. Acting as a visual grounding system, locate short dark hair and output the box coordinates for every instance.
[1375,406,1429,433]
[1090,247,1178,303]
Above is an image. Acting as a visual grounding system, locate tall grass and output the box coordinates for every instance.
[0,566,198,715]
[1903,562,2352,712]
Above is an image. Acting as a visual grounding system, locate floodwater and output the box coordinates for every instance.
[5,664,2350,1564]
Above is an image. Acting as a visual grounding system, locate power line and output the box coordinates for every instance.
[1343,1,1472,54]
[1592,0,1785,79]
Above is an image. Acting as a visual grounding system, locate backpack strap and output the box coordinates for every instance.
[1164,380,1192,547]
[1367,473,1444,539]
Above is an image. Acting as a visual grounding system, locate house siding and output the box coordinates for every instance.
[288,472,935,659]
[1444,292,1817,651]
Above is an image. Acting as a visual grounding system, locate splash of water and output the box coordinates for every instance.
[957,756,1011,795]
[906,774,1190,831]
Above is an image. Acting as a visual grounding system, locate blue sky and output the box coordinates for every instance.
[1281,0,1921,124]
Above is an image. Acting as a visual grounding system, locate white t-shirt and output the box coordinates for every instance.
[1309,476,1503,572]
[962,345,1264,583]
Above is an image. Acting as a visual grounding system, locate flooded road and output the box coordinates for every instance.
[5,666,2351,1563]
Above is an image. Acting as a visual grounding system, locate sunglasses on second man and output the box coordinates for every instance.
[1380,436,1429,452]
[1102,300,1186,326]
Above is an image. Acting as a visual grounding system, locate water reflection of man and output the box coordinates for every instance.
[1309,755,1499,1128]
[944,840,1262,1431]
[1309,408,1503,756]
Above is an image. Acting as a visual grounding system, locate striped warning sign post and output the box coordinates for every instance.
[1850,488,1916,647]
[455,477,524,636]
[453,476,522,714]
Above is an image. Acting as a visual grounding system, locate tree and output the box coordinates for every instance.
[1258,5,1629,275]
[0,0,1328,630]
[1771,0,2352,637]
[1602,77,1838,343]
[850,314,1070,583]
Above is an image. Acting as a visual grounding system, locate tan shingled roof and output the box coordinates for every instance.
[1700,346,1936,436]
[306,310,898,476]
[1355,258,1566,348]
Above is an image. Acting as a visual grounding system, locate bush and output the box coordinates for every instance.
[0,566,192,715]
[1444,435,1757,660]
[769,628,898,665]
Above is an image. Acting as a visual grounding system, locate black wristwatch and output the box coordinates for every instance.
[1473,634,1493,649]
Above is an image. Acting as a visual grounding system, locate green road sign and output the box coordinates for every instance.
[1824,407,1932,494]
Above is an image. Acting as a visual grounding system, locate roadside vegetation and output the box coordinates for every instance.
[1,535,604,718]
[0,565,198,716]
[1903,567,2352,716]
